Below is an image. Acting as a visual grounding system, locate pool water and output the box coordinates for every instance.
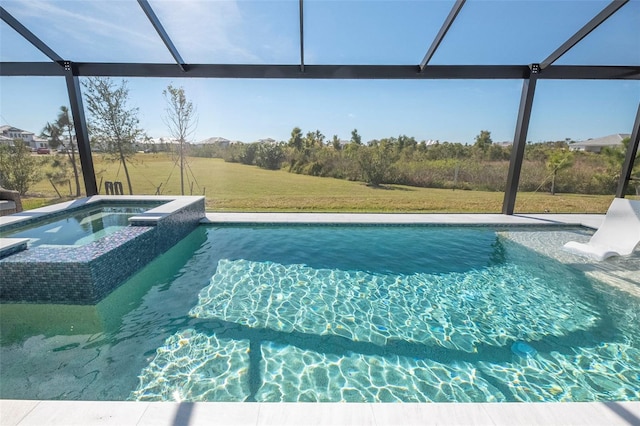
[2,205,149,247]
[1,225,638,402]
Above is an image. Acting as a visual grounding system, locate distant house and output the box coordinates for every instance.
[196,137,231,147]
[0,125,49,150]
[569,133,630,153]
[256,138,277,145]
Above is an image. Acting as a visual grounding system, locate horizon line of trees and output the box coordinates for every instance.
[2,74,637,198]
[191,127,639,196]
[2,127,637,197]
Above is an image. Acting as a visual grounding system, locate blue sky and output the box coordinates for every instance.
[1,0,638,144]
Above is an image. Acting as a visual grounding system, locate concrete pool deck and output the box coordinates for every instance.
[2,400,640,425]
[2,213,640,425]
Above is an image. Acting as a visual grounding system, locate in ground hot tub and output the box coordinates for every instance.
[0,195,205,304]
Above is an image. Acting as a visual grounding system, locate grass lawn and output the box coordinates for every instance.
[24,154,616,213]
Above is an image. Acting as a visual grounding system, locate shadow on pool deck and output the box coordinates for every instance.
[604,401,640,425]
[172,402,194,426]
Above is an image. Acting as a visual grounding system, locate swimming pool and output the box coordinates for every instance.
[0,225,638,402]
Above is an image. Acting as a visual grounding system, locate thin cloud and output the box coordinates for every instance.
[5,0,303,64]
[5,1,161,53]
[148,0,261,63]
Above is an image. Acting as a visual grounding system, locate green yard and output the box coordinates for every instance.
[25,154,617,213]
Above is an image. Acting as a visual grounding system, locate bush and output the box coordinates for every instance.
[255,143,285,170]
[0,141,43,195]
[355,145,393,186]
[238,143,258,165]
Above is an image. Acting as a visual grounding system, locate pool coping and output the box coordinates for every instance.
[4,212,640,426]
[203,212,605,229]
[2,400,639,425]
[0,195,204,229]
[0,238,28,253]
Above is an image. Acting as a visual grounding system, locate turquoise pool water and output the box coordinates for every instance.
[2,205,150,247]
[1,225,638,402]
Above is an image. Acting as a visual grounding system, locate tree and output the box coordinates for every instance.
[41,106,81,196]
[487,143,508,161]
[350,129,362,145]
[83,77,144,195]
[238,143,258,165]
[474,130,493,151]
[396,134,417,153]
[163,85,197,195]
[603,137,640,195]
[255,143,285,170]
[288,127,303,151]
[313,129,325,147]
[356,144,393,187]
[304,130,325,149]
[0,140,42,195]
[546,149,574,195]
[45,156,73,197]
[331,135,342,151]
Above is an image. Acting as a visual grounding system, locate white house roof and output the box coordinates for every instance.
[0,125,34,135]
[256,138,277,144]
[572,133,630,149]
[196,136,230,145]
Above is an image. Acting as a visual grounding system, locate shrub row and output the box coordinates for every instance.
[190,140,637,195]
